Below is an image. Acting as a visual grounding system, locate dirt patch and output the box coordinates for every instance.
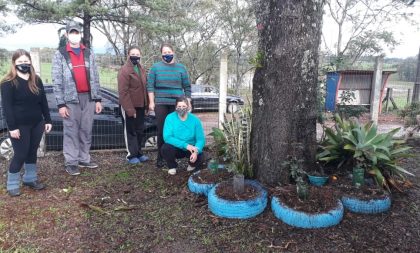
[273,185,340,213]
[0,140,419,252]
[215,180,260,201]
[191,169,233,184]
[330,174,389,200]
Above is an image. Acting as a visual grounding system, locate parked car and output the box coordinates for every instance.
[0,85,157,160]
[191,84,244,113]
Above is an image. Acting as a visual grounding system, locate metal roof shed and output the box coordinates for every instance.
[325,70,396,112]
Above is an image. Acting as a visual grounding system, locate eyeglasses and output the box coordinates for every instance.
[176,106,188,109]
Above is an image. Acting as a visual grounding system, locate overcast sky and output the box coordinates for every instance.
[0,5,419,59]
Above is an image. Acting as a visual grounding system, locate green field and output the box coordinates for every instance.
[0,61,118,91]
[39,62,118,91]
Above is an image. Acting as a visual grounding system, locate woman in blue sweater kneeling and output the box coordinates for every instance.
[162,96,205,175]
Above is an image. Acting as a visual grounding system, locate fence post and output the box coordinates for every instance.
[411,47,420,103]
[370,55,383,124]
[30,48,45,157]
[30,48,41,76]
[407,89,411,105]
[219,50,228,129]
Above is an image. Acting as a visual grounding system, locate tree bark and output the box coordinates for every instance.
[252,0,324,185]
[83,13,92,48]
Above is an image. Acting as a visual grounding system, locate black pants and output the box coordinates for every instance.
[161,143,204,169]
[121,106,145,159]
[9,120,44,173]
[155,104,175,161]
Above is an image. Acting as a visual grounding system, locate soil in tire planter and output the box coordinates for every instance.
[216,181,260,201]
[330,174,388,200]
[192,169,233,184]
[273,185,340,213]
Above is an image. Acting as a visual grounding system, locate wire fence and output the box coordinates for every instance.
[0,52,418,157]
[0,53,251,156]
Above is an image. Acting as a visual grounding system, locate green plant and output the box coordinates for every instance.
[283,157,309,201]
[220,105,253,178]
[209,127,229,163]
[317,114,413,191]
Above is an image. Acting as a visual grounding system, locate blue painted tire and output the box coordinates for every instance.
[271,197,344,229]
[208,180,267,219]
[341,195,391,214]
[308,175,328,186]
[188,171,216,196]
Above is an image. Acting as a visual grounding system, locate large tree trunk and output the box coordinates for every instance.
[252,0,324,185]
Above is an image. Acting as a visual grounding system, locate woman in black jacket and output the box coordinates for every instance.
[1,49,52,197]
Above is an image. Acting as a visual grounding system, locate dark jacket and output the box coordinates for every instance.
[117,60,148,117]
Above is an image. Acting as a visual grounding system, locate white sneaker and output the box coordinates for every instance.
[187,165,195,172]
[168,168,177,175]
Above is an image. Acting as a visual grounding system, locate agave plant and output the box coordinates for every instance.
[209,105,253,178]
[221,105,253,178]
[317,114,413,191]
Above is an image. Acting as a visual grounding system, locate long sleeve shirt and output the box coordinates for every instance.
[163,112,205,153]
[1,76,52,131]
[147,61,191,105]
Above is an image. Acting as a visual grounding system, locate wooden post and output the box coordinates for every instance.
[370,56,383,124]
[385,88,390,113]
[411,47,420,103]
[407,89,411,105]
[30,48,45,157]
[219,50,228,129]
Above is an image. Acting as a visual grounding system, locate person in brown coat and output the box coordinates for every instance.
[118,46,149,164]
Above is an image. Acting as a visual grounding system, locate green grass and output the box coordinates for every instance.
[38,62,118,90]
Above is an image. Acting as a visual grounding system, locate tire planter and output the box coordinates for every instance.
[341,195,391,214]
[308,175,329,186]
[188,171,216,196]
[208,180,267,219]
[271,197,344,229]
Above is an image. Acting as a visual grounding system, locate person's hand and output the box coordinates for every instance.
[95,102,102,114]
[186,144,198,154]
[133,113,137,118]
[149,101,155,112]
[190,152,198,163]
[59,107,70,118]
[45,124,52,133]
[9,129,20,139]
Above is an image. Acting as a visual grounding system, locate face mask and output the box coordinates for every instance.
[162,54,174,63]
[176,107,188,117]
[68,34,82,44]
[16,64,31,74]
[129,56,141,65]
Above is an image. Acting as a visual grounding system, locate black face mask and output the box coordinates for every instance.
[16,64,31,74]
[162,54,174,63]
[129,56,141,65]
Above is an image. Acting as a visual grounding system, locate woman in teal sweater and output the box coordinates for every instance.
[147,43,192,168]
[162,96,205,175]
